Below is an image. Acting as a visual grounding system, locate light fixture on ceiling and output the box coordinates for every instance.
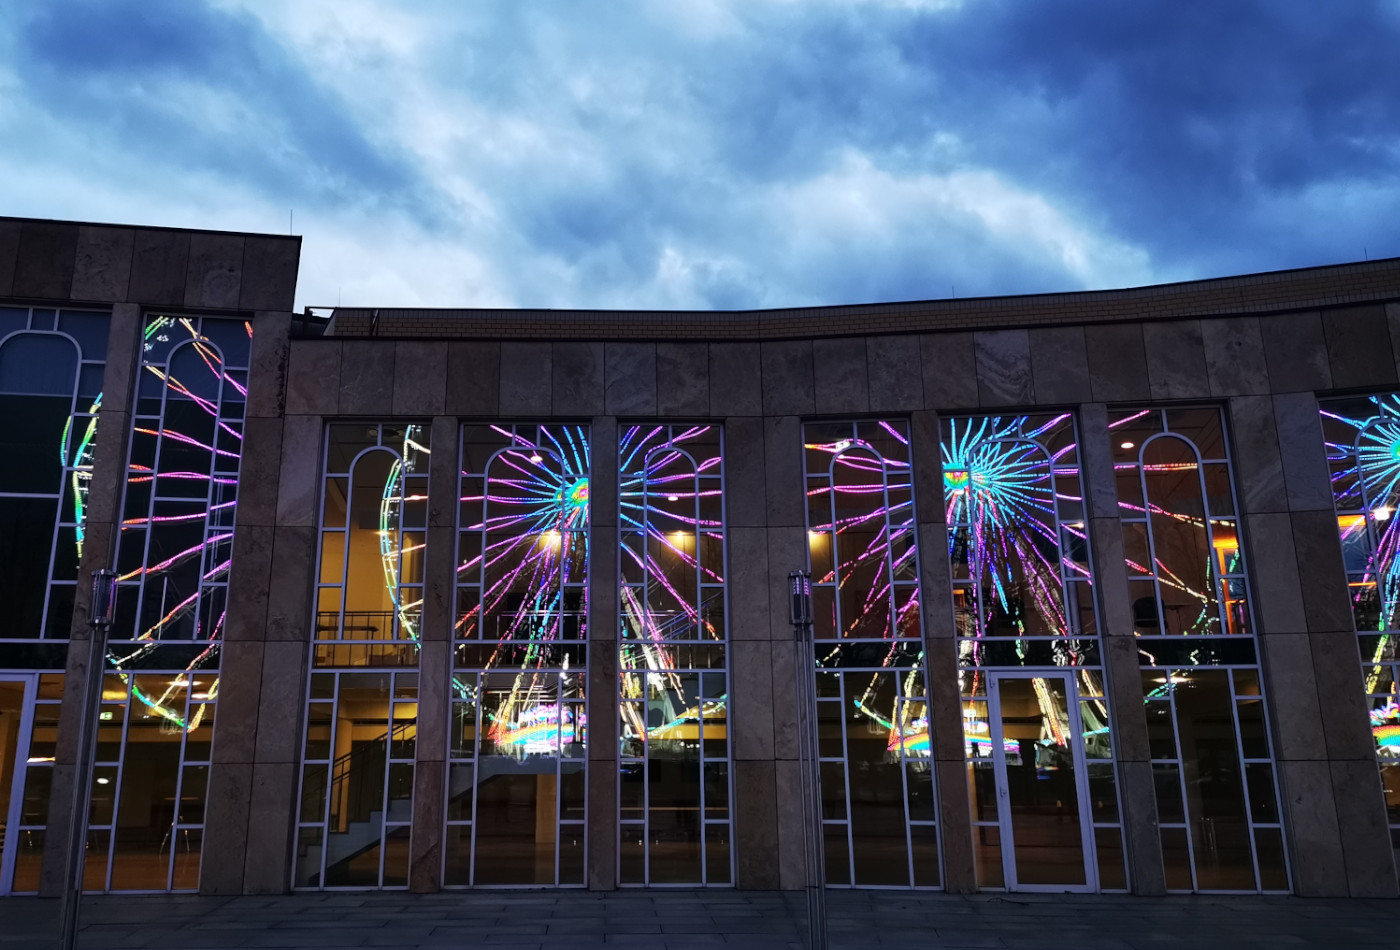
[1120,441,1135,450]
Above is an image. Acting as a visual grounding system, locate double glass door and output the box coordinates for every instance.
[985,672,1096,892]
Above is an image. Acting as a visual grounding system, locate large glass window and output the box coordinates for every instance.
[802,420,939,888]
[295,423,428,889]
[97,315,248,891]
[447,424,589,887]
[1110,407,1287,893]
[0,306,108,640]
[1320,394,1400,856]
[618,424,731,886]
[942,413,1124,892]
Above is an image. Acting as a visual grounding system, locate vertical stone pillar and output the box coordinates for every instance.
[234,327,323,894]
[763,416,807,890]
[909,409,978,893]
[408,416,456,889]
[1229,393,1398,897]
[201,312,291,894]
[1078,403,1166,895]
[724,415,781,889]
[409,415,457,892]
[41,303,142,897]
[586,415,619,889]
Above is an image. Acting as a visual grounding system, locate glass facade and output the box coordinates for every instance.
[0,306,108,640]
[802,420,939,888]
[1110,407,1287,892]
[1320,394,1400,852]
[618,424,731,885]
[448,424,590,887]
[93,315,250,891]
[942,412,1124,891]
[296,423,428,889]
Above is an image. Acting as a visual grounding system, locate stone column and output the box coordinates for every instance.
[721,411,781,890]
[910,409,978,893]
[201,311,292,894]
[1229,393,1398,897]
[1078,403,1166,895]
[586,415,619,890]
[408,415,457,892]
[40,303,142,897]
[230,330,329,894]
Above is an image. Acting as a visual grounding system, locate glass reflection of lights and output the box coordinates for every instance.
[942,412,1123,892]
[447,424,590,887]
[803,420,938,889]
[1110,407,1287,895]
[1320,393,1400,844]
[0,306,108,641]
[617,424,731,886]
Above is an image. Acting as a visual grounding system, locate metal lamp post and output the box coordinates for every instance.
[788,571,826,950]
[59,569,117,950]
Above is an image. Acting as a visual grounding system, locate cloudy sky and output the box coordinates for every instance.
[2,0,1398,311]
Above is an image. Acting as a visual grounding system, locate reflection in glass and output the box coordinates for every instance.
[943,413,1122,892]
[618,424,730,885]
[1321,395,1400,845]
[449,424,590,886]
[0,309,107,639]
[803,420,937,888]
[1115,407,1286,894]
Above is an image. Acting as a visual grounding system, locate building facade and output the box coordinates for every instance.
[1,215,1399,898]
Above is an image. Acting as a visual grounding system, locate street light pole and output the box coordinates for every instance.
[59,569,116,950]
[788,571,826,950]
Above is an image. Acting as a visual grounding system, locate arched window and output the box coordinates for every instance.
[802,420,937,889]
[446,423,590,888]
[617,424,730,886]
[1110,406,1286,895]
[296,422,428,891]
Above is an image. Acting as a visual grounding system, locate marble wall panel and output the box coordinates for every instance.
[445,341,500,416]
[974,329,1033,407]
[733,759,780,890]
[337,340,395,415]
[763,416,804,529]
[812,337,870,414]
[1329,759,1399,897]
[552,341,605,416]
[392,340,448,415]
[1142,320,1210,400]
[247,311,291,419]
[1201,317,1270,397]
[1227,396,1287,515]
[657,342,709,416]
[1085,324,1151,403]
[709,343,763,417]
[760,341,815,416]
[605,343,657,416]
[183,233,244,309]
[1323,305,1396,390]
[238,236,300,312]
[499,342,552,416]
[1261,312,1331,393]
[1028,326,1092,405]
[724,416,767,528]
[70,226,133,302]
[128,229,191,306]
[1277,759,1346,897]
[285,341,341,416]
[13,221,77,299]
[920,331,978,411]
[866,334,923,413]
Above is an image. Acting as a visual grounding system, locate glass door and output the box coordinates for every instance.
[988,673,1096,892]
[0,675,41,894]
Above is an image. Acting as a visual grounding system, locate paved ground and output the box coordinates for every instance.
[0,889,1396,950]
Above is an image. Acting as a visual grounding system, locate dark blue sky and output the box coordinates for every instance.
[2,0,1397,309]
